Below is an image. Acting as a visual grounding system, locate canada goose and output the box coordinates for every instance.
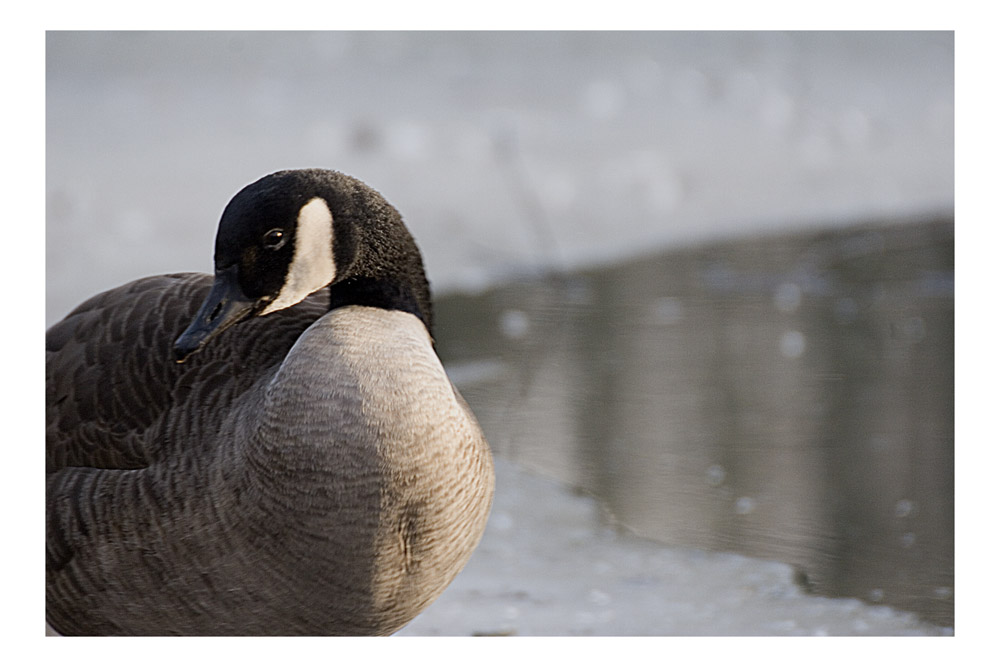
[46,169,495,635]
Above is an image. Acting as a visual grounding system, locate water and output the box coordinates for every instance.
[434,217,954,628]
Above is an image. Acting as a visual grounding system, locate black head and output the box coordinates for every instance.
[174,169,432,362]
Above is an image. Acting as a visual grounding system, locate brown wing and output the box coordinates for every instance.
[45,272,327,472]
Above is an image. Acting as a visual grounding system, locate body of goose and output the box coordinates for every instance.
[45,169,494,635]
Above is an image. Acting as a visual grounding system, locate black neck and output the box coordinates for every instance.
[328,276,434,337]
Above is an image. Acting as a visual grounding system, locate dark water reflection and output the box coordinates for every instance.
[435,218,954,628]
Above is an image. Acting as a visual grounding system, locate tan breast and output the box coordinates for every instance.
[243,306,496,633]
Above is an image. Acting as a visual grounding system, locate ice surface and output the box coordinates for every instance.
[398,460,951,636]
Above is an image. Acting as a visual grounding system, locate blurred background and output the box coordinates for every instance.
[46,31,953,635]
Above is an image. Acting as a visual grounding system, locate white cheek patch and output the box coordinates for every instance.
[260,197,337,315]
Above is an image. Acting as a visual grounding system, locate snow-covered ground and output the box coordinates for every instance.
[398,460,949,636]
[44,31,954,636]
[45,31,952,324]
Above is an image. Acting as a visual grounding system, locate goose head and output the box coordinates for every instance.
[173,169,432,362]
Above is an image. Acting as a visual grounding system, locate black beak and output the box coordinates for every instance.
[174,265,258,363]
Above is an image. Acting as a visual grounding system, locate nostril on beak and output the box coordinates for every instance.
[209,300,226,322]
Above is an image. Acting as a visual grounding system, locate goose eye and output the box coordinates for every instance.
[262,228,286,250]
